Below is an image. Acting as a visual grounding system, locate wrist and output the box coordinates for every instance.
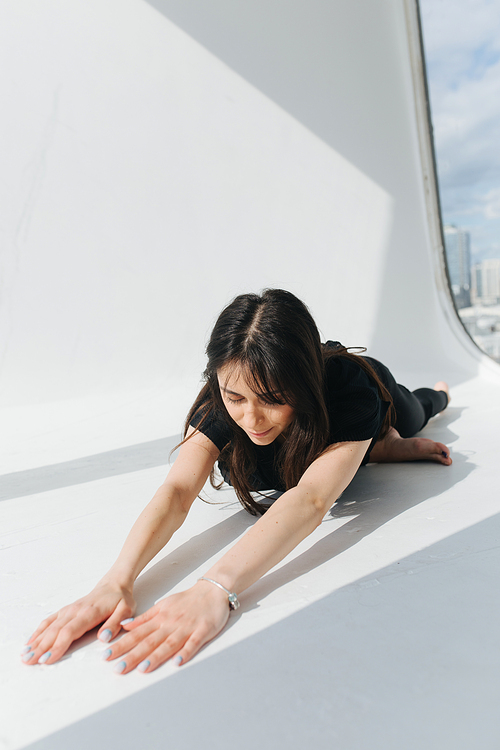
[98,567,135,594]
[197,577,240,611]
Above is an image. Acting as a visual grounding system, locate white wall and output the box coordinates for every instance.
[0,0,481,412]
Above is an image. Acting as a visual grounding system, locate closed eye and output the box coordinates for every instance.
[226,396,244,404]
[224,395,284,406]
[258,395,286,406]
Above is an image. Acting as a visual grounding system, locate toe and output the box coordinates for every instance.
[435,442,452,465]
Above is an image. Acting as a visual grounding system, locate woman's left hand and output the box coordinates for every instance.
[102,580,231,674]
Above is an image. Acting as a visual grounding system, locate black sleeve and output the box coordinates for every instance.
[325,356,389,443]
[190,406,232,452]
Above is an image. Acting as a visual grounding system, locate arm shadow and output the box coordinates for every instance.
[242,446,475,608]
[132,496,254,612]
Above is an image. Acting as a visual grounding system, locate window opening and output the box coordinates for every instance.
[419,0,500,363]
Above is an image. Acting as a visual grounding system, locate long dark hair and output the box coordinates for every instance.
[183,289,393,516]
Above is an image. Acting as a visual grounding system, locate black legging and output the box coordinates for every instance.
[362,356,448,438]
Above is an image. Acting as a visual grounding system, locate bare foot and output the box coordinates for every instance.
[434,381,450,407]
[369,427,452,465]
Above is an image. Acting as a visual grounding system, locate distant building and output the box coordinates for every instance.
[471,264,482,303]
[473,259,500,306]
[471,259,500,305]
[444,225,471,309]
[459,303,500,363]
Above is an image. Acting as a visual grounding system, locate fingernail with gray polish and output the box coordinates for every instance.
[38,651,51,664]
[21,645,32,655]
[101,649,112,660]
[99,629,112,643]
[22,651,35,662]
[173,655,183,666]
[137,660,150,672]
[120,618,134,626]
[114,661,127,674]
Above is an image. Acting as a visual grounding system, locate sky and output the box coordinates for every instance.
[419,0,500,262]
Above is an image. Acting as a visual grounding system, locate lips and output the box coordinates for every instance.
[248,428,273,438]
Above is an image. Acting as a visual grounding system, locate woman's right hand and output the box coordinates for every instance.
[21,579,136,665]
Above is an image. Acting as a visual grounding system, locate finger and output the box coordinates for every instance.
[25,613,58,645]
[22,626,71,666]
[122,605,158,630]
[98,602,135,644]
[101,621,157,662]
[27,613,77,655]
[22,615,70,664]
[170,624,212,668]
[108,630,182,675]
[129,630,187,674]
[26,607,105,665]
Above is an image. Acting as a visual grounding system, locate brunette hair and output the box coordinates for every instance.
[183,289,393,516]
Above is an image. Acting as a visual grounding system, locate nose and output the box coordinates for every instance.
[242,402,265,430]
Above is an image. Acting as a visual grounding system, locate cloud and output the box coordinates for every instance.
[482,187,500,218]
[431,58,500,186]
[444,186,500,218]
[420,0,500,86]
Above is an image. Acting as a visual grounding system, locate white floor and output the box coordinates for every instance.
[2,372,500,749]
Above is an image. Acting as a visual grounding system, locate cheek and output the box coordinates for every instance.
[225,403,242,421]
[277,407,295,425]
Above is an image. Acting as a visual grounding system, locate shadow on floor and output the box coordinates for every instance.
[0,435,181,501]
[24,509,500,750]
[132,408,473,615]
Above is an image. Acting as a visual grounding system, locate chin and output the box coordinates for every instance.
[247,432,278,445]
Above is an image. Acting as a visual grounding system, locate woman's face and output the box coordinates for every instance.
[217,365,295,445]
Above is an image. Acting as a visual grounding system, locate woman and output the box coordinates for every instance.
[21,289,451,673]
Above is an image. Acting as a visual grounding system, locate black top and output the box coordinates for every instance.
[190,344,390,491]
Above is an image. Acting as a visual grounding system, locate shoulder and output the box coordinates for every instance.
[324,352,375,391]
[190,403,232,452]
[324,354,388,442]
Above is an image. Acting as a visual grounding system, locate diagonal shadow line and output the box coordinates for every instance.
[0,435,182,501]
[1,408,463,503]
[142,0,394,190]
[12,447,479,747]
[22,506,500,750]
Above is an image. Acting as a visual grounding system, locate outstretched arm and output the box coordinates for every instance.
[107,438,371,674]
[203,438,371,594]
[22,428,219,666]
